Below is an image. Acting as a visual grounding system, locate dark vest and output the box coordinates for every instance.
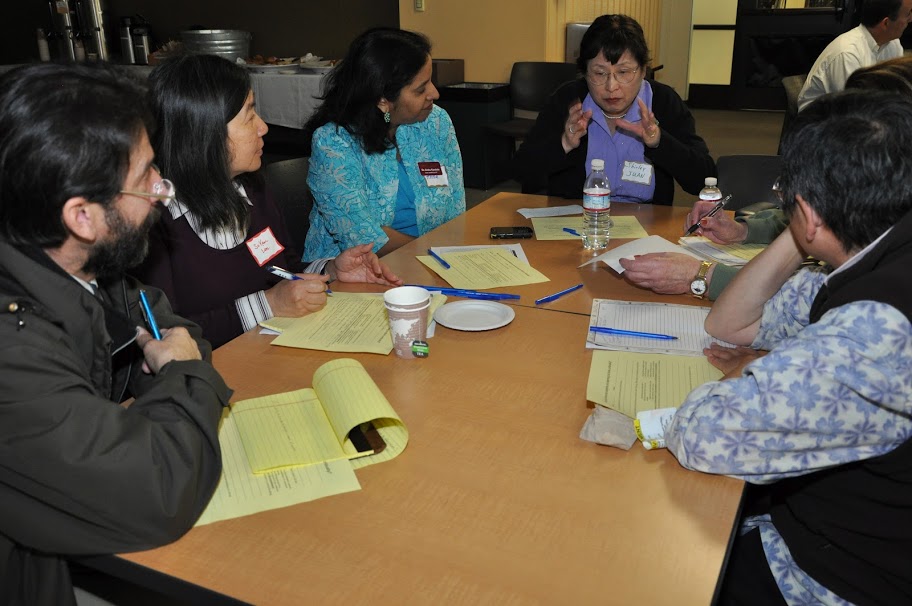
[769,209,912,605]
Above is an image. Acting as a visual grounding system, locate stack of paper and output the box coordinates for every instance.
[678,236,766,266]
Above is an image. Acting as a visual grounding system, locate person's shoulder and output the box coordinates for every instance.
[312,121,356,147]
[427,104,454,128]
[648,79,683,100]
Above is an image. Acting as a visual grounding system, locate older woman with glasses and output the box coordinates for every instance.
[515,14,714,204]
[135,54,401,349]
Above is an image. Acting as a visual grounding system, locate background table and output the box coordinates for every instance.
[114,193,744,605]
[249,71,326,129]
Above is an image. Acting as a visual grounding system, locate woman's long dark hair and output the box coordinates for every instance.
[303,28,431,155]
[148,53,254,232]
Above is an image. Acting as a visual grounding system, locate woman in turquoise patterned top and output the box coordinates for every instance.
[302,28,465,259]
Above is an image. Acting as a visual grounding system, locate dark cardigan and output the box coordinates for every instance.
[513,78,715,205]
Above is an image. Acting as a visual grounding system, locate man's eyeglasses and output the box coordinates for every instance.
[771,177,784,204]
[586,67,640,86]
[120,178,176,207]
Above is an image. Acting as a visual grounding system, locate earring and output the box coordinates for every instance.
[384,111,391,123]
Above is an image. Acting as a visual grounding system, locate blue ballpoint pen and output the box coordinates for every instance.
[562,227,581,236]
[138,289,162,340]
[406,284,521,300]
[535,283,584,305]
[267,265,333,295]
[589,326,678,340]
[427,249,451,269]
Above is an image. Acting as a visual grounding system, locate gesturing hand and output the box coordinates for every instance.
[616,98,661,148]
[264,273,328,318]
[331,243,403,286]
[562,100,593,153]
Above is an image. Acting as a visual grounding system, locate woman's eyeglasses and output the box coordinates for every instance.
[120,177,176,207]
[586,67,640,86]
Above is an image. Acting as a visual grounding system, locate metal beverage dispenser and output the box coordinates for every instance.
[45,0,110,62]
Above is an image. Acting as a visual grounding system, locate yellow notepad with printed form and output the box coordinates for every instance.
[416,247,549,289]
[231,358,408,473]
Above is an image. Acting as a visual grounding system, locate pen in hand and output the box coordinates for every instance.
[138,289,162,340]
[684,194,732,235]
[267,265,332,295]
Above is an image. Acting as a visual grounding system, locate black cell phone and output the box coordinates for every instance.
[489,226,534,239]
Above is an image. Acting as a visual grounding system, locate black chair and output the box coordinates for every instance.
[715,154,781,212]
[263,157,313,255]
[485,61,580,143]
[779,74,807,153]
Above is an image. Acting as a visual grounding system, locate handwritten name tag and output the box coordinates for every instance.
[246,226,285,266]
[621,161,653,185]
[418,161,449,187]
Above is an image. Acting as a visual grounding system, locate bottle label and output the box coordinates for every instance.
[699,192,722,201]
[583,190,610,212]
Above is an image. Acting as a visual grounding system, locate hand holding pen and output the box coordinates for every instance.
[135,290,202,374]
[684,194,733,237]
[264,265,331,317]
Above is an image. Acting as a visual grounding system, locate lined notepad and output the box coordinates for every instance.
[231,359,408,473]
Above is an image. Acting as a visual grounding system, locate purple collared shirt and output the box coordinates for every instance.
[583,80,656,203]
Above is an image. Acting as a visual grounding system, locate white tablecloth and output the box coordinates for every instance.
[250,72,326,129]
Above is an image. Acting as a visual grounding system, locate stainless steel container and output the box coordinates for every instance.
[180,29,251,62]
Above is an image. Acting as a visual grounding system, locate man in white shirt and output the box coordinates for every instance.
[797,0,912,111]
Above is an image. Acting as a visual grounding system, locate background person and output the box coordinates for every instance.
[0,63,229,604]
[667,90,912,605]
[137,54,401,350]
[513,14,715,204]
[797,0,912,111]
[302,27,465,258]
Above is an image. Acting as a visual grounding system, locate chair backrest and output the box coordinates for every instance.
[715,154,782,211]
[263,157,313,254]
[779,73,807,152]
[509,62,580,113]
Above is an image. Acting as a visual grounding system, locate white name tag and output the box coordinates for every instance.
[419,161,449,187]
[621,160,653,185]
[245,226,285,266]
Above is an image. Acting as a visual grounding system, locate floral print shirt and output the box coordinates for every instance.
[667,266,912,605]
[303,105,465,259]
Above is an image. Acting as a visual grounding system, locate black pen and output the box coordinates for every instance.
[685,194,732,235]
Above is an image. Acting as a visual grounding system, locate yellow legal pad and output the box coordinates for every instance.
[530,216,648,240]
[586,350,723,417]
[260,292,446,354]
[231,359,408,473]
[417,247,549,289]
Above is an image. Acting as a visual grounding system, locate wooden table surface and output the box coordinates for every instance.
[118,193,743,605]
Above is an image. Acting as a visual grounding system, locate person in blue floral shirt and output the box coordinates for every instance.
[302,28,465,259]
[664,90,912,605]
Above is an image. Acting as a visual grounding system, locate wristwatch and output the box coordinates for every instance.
[690,261,713,299]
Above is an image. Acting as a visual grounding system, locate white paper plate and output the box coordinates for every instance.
[433,301,515,331]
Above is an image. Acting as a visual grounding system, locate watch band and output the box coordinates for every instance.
[696,260,712,281]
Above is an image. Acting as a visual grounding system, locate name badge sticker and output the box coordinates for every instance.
[246,226,285,266]
[621,161,653,185]
[418,161,449,187]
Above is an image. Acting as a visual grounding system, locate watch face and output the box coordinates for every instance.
[690,278,708,296]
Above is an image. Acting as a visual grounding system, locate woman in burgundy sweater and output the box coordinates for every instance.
[136,54,400,349]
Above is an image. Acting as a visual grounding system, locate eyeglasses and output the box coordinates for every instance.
[771,177,784,204]
[120,177,176,207]
[586,66,640,86]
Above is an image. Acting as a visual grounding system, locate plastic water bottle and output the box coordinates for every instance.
[699,177,722,203]
[582,159,610,250]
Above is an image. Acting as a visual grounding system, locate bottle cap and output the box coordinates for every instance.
[704,177,717,186]
[591,159,605,170]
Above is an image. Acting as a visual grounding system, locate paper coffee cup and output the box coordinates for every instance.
[383,286,430,359]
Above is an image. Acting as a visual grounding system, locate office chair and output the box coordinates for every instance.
[779,74,807,153]
[715,154,782,213]
[485,61,580,143]
[263,157,313,254]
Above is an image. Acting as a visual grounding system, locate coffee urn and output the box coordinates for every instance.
[119,16,135,64]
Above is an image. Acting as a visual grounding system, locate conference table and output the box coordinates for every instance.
[109,193,744,605]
